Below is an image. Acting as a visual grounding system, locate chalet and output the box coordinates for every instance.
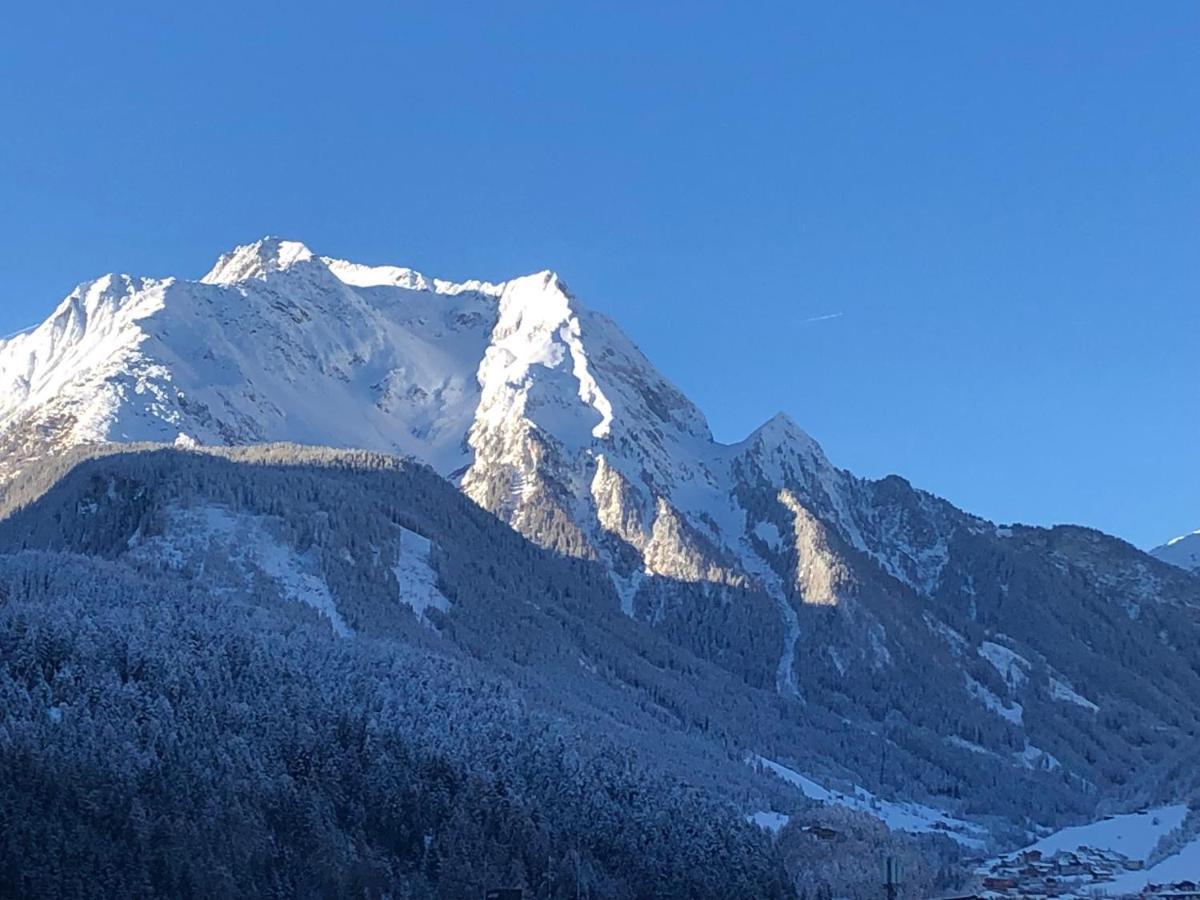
[801,824,842,841]
[1144,883,1200,900]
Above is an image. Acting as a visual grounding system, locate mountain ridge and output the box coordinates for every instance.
[3,238,1199,856]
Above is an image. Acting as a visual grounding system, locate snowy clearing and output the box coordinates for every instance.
[749,755,987,847]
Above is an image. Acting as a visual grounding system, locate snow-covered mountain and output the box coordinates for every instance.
[0,238,502,473]
[4,237,1200,845]
[1154,531,1200,573]
[0,237,980,686]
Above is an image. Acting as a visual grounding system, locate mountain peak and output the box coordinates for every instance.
[749,412,817,449]
[492,269,586,332]
[201,237,317,285]
[503,269,569,299]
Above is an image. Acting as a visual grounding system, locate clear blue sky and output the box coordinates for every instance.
[1,3,1196,548]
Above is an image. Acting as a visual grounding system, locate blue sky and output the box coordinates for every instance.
[1,3,1196,548]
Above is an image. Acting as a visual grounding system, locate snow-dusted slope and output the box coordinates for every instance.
[749,755,988,846]
[0,238,500,477]
[1153,531,1200,573]
[1020,805,1188,863]
[1107,833,1200,894]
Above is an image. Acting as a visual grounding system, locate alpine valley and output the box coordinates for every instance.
[2,238,1198,899]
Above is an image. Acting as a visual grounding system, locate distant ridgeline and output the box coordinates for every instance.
[1,238,1199,898]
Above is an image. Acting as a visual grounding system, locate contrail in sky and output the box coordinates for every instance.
[797,312,843,325]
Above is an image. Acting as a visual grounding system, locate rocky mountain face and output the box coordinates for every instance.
[4,237,1200,845]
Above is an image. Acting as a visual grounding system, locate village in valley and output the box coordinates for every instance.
[931,804,1200,900]
[952,844,1199,899]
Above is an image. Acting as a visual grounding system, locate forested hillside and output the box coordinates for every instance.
[0,550,791,899]
[0,445,970,898]
[2,443,1196,897]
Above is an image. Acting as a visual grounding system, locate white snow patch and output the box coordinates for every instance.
[753,520,783,550]
[748,755,987,847]
[868,623,892,667]
[392,526,450,625]
[979,639,1098,714]
[1104,830,1200,895]
[610,570,645,618]
[323,256,503,297]
[127,504,353,637]
[979,641,1030,688]
[324,259,430,292]
[924,614,967,657]
[253,531,352,637]
[827,646,847,675]
[1008,805,1188,868]
[965,675,1023,725]
[748,811,791,833]
[1014,742,1061,772]
[1050,676,1099,713]
[774,595,802,695]
[949,736,991,755]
